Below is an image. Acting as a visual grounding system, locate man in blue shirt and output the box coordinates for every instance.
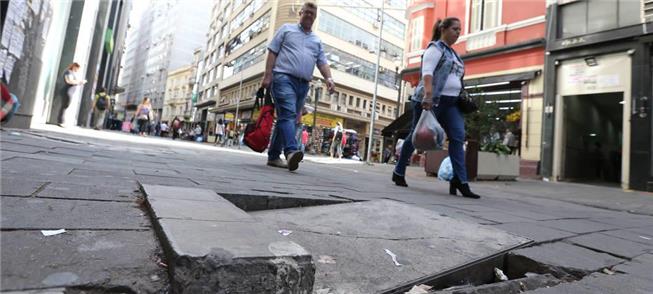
[262,2,335,171]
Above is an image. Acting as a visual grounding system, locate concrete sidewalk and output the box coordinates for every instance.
[1,127,652,293]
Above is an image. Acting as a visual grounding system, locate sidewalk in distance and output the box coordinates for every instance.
[1,126,652,293]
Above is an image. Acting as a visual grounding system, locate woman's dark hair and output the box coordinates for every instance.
[67,62,80,70]
[218,119,223,124]
[432,17,460,41]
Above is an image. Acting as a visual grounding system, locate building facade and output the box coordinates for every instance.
[398,0,546,176]
[161,66,194,124]
[197,0,407,159]
[2,0,131,129]
[116,0,211,121]
[541,0,653,191]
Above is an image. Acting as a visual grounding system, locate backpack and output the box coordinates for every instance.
[244,87,275,153]
[96,93,107,110]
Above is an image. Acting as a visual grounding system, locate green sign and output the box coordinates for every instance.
[191,93,198,104]
[105,28,114,54]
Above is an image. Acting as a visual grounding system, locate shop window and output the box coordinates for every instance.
[470,0,499,33]
[559,0,641,39]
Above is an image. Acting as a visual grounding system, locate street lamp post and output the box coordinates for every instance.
[365,0,385,164]
[234,67,243,148]
[394,59,402,118]
[312,80,322,154]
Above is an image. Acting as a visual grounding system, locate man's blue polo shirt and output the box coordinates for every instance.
[268,23,328,82]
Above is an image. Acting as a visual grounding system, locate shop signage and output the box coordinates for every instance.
[301,113,344,128]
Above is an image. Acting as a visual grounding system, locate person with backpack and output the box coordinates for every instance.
[391,17,479,199]
[261,2,335,171]
[171,116,181,140]
[92,87,110,130]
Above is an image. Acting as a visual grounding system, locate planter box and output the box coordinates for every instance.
[476,151,519,180]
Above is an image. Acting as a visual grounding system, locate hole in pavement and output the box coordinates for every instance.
[381,247,599,294]
[218,193,351,212]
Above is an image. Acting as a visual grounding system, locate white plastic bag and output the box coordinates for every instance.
[438,156,453,181]
[411,110,445,151]
[395,139,404,158]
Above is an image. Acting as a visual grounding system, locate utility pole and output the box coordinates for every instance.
[235,67,243,148]
[365,0,385,164]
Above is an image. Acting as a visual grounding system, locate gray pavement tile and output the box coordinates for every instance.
[2,157,76,177]
[537,218,621,234]
[148,197,253,222]
[3,288,66,293]
[614,254,653,281]
[0,178,46,196]
[490,222,577,243]
[509,242,625,274]
[0,197,149,230]
[1,150,23,160]
[589,215,653,229]
[0,230,166,292]
[37,182,138,202]
[68,168,135,178]
[524,272,653,293]
[566,233,653,259]
[601,229,653,246]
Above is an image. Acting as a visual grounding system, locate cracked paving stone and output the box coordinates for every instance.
[566,233,653,259]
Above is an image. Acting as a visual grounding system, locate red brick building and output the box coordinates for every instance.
[400,0,546,176]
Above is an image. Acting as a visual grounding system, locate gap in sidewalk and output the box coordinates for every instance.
[218,193,352,212]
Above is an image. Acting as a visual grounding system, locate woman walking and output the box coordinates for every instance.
[135,97,152,136]
[58,63,86,127]
[392,17,479,199]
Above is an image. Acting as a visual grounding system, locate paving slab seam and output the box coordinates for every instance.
[0,228,152,232]
[26,195,135,203]
[562,240,635,261]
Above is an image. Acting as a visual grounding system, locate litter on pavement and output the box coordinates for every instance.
[278,229,292,236]
[494,268,508,281]
[639,235,651,240]
[317,255,336,264]
[41,229,66,236]
[405,284,432,294]
[384,249,402,266]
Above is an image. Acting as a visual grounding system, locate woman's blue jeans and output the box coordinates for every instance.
[393,96,468,183]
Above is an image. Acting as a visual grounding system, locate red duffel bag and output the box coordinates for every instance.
[244,87,275,153]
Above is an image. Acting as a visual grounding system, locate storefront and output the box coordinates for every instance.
[542,4,653,191]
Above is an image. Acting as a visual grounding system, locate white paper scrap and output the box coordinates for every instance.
[384,248,401,266]
[41,229,66,236]
[639,235,651,240]
[278,229,292,236]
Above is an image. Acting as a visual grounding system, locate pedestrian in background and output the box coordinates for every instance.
[58,63,86,127]
[135,97,152,136]
[392,17,480,199]
[214,119,225,146]
[261,1,335,171]
[171,116,181,140]
[301,128,309,153]
[91,87,110,130]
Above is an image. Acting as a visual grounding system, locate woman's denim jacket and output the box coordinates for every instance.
[411,40,464,106]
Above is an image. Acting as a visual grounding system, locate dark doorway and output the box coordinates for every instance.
[563,92,623,185]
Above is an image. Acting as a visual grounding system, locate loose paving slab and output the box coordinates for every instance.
[506,242,625,279]
[141,184,315,294]
[614,253,653,281]
[602,228,653,246]
[0,197,148,230]
[524,272,653,293]
[253,199,531,294]
[0,230,166,292]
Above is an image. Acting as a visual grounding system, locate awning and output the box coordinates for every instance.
[465,70,540,87]
[194,100,216,108]
[381,106,413,137]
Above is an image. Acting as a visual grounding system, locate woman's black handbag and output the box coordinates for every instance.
[457,90,478,114]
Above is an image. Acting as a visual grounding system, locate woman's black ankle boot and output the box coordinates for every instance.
[450,176,480,199]
[392,173,408,187]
